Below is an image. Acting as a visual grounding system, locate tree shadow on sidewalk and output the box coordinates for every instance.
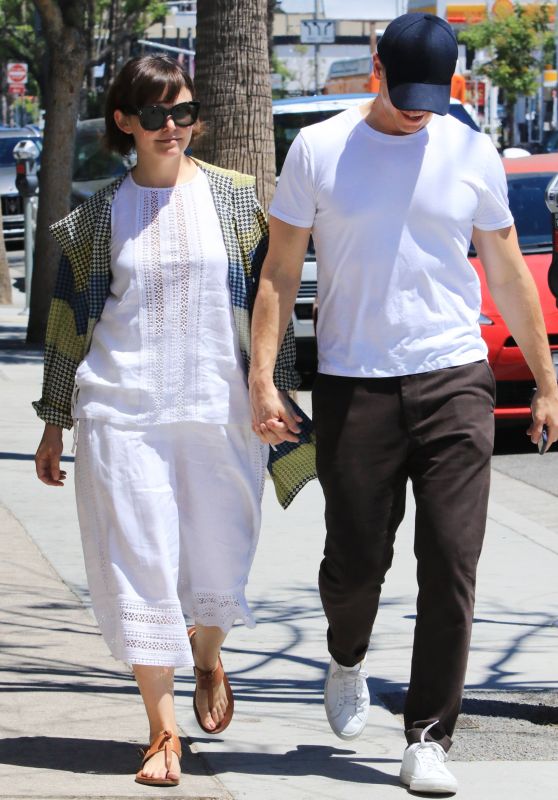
[0,734,212,777]
[0,343,43,364]
[0,736,138,775]
[184,743,402,787]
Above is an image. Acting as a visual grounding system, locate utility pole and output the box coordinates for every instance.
[554,0,558,129]
[314,0,319,94]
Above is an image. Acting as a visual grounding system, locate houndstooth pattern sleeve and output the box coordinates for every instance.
[32,254,86,429]
[241,187,300,392]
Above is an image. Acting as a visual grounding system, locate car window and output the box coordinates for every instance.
[73,127,128,181]
[507,173,552,251]
[274,111,340,174]
[0,136,41,167]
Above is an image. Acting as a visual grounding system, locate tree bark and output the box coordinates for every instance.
[193,0,275,210]
[0,208,13,305]
[27,1,87,344]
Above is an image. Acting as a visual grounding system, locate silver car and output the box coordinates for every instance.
[0,126,42,244]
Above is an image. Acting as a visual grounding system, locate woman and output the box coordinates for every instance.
[34,55,315,787]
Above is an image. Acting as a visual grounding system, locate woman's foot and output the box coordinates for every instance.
[138,747,181,783]
[135,729,182,787]
[188,625,233,733]
[194,667,229,730]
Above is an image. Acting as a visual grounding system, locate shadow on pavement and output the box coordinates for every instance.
[0,451,75,463]
[186,743,401,785]
[0,736,138,774]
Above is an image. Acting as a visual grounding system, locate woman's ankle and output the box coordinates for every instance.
[148,726,179,742]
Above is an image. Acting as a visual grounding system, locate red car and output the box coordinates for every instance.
[470,153,558,422]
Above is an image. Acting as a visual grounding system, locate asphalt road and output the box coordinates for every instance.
[493,425,558,497]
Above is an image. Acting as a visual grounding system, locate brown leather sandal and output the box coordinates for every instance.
[188,626,234,735]
[135,729,182,787]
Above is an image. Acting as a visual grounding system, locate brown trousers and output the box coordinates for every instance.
[312,361,495,751]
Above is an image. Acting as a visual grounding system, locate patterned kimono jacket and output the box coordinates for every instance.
[33,159,316,508]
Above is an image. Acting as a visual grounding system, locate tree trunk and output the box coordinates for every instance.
[0,208,13,305]
[501,98,515,150]
[267,0,276,66]
[193,0,275,210]
[26,22,87,344]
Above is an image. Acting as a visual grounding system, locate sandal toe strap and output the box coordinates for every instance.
[194,661,224,691]
[141,729,182,767]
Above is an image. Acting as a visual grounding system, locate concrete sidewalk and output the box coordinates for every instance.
[1,300,557,799]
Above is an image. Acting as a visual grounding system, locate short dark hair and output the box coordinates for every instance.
[104,54,203,156]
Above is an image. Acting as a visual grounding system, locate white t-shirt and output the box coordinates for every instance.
[75,170,250,424]
[269,106,514,377]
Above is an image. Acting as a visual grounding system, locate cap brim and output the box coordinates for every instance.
[388,82,451,116]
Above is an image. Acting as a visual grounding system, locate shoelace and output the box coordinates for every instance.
[415,720,447,767]
[335,667,368,707]
[415,741,446,768]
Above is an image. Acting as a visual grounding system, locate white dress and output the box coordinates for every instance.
[73,170,268,667]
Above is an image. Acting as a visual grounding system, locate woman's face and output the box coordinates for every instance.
[115,85,194,162]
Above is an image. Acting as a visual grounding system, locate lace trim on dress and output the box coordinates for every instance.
[136,185,207,423]
[190,590,256,632]
[138,190,166,420]
[118,598,192,667]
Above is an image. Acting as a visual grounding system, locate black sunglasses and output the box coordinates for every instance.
[134,100,201,131]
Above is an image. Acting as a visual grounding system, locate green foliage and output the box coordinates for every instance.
[0,0,44,92]
[271,51,293,98]
[13,94,40,123]
[459,3,554,107]
[0,0,168,106]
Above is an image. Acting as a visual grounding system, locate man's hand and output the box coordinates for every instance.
[35,423,66,486]
[249,382,302,446]
[528,387,558,453]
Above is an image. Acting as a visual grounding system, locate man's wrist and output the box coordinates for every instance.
[534,375,558,398]
[248,370,276,391]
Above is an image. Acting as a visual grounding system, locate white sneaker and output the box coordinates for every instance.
[400,721,458,794]
[324,656,370,740]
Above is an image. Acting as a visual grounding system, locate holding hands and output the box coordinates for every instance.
[249,382,302,447]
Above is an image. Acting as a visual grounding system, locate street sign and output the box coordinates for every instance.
[300,19,335,45]
[8,84,25,96]
[7,62,28,85]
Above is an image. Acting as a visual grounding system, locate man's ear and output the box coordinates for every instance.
[114,109,133,135]
[372,53,383,81]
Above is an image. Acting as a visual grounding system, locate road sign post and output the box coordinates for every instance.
[300,19,335,44]
[7,62,28,101]
[300,19,335,94]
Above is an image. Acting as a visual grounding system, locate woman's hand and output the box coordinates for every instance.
[35,424,67,486]
[249,382,302,446]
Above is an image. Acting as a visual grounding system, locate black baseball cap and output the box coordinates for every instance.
[377,13,458,116]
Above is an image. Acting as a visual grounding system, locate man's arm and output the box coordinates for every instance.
[249,215,312,445]
[472,224,558,449]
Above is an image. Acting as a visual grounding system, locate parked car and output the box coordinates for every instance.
[71,118,133,207]
[272,95,480,365]
[0,126,42,244]
[471,153,558,421]
[526,130,558,155]
[272,94,480,174]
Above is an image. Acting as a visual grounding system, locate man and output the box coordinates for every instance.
[249,12,558,795]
